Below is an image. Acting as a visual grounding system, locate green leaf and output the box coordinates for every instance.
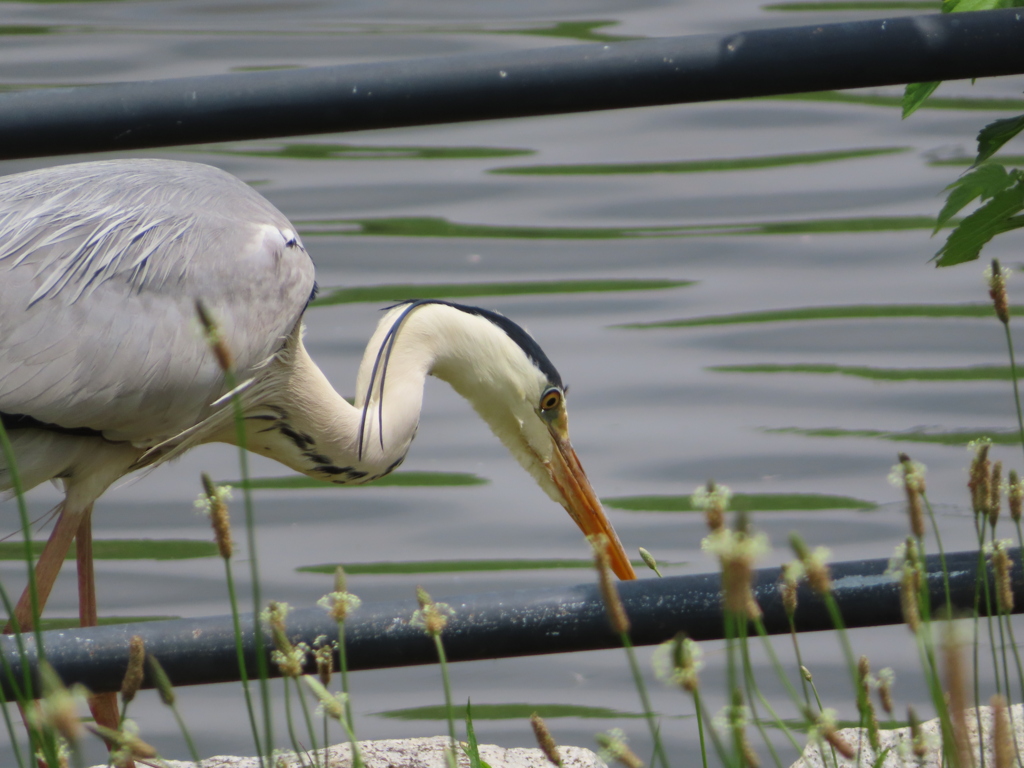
[764,2,939,10]
[377,703,640,721]
[616,303,995,329]
[299,214,942,241]
[767,91,1024,112]
[207,142,533,162]
[710,363,1016,382]
[935,163,1014,232]
[902,82,941,119]
[0,539,217,561]
[464,701,488,768]
[229,471,488,489]
[34,615,178,631]
[976,115,1024,165]
[946,0,1005,9]
[603,492,876,512]
[311,278,693,307]
[490,147,909,176]
[935,178,1024,266]
[766,426,1020,446]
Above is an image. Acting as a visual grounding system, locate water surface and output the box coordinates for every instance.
[1,0,1023,764]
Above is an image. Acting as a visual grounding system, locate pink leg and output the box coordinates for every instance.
[74,510,131,765]
[5,501,84,634]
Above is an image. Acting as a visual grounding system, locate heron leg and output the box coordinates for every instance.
[5,500,83,633]
[74,509,132,765]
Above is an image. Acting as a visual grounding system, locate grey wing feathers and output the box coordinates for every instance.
[0,158,316,444]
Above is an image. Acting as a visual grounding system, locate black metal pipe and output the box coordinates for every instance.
[0,9,1022,160]
[0,547,1014,699]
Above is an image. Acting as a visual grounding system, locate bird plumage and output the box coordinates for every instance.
[0,158,635,641]
[0,159,313,447]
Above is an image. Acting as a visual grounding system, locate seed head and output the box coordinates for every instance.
[196,474,234,559]
[718,691,759,768]
[986,259,1011,325]
[1008,470,1023,522]
[691,481,731,533]
[789,534,832,595]
[780,561,803,617]
[653,632,703,692]
[146,655,175,707]
[303,676,347,722]
[530,713,562,767]
[908,707,929,759]
[318,589,362,623]
[968,439,992,518]
[271,643,310,678]
[895,539,923,632]
[703,524,769,619]
[638,547,662,577]
[991,694,1012,768]
[120,635,146,705]
[411,587,454,637]
[942,621,972,768]
[809,708,855,760]
[313,638,334,686]
[990,460,1003,528]
[595,729,644,768]
[890,454,927,538]
[195,299,234,371]
[592,534,631,634]
[92,719,159,766]
[36,662,84,744]
[261,601,294,655]
[857,656,880,751]
[877,667,895,715]
[987,539,1015,613]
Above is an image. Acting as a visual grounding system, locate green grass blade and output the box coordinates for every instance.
[490,147,909,176]
[766,426,1021,446]
[311,279,693,307]
[616,303,995,329]
[709,363,1016,382]
[207,142,533,161]
[376,703,642,720]
[603,492,876,512]
[761,91,1024,112]
[230,471,488,489]
[0,539,218,560]
[298,215,944,241]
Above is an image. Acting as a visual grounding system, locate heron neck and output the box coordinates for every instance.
[239,321,433,484]
[240,303,535,486]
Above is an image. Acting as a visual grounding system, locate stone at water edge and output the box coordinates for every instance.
[91,735,607,768]
[792,704,1023,768]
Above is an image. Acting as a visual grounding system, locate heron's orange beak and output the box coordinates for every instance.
[545,426,636,580]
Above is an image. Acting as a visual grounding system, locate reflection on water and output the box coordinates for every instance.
[1,0,1024,764]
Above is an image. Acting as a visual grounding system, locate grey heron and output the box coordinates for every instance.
[0,157,636,644]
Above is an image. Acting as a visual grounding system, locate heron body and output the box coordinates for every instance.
[0,158,635,646]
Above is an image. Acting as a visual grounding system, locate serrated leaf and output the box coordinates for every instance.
[903,82,941,119]
[464,701,489,768]
[936,163,1014,232]
[976,115,1024,165]
[935,180,1024,266]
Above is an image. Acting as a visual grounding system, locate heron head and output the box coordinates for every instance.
[422,302,637,580]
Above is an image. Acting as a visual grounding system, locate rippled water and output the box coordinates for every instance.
[1,0,1024,764]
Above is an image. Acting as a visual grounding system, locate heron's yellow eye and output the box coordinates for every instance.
[540,388,562,412]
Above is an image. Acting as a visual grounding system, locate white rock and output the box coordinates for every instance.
[97,735,606,768]
[793,704,1023,768]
